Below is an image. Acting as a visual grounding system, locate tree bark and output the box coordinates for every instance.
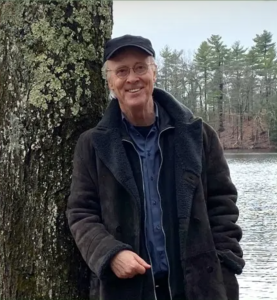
[218,81,225,132]
[0,1,113,299]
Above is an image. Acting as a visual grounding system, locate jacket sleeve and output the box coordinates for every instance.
[205,126,245,275]
[66,133,133,280]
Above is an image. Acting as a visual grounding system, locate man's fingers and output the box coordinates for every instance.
[134,254,151,269]
[134,262,147,274]
[110,250,151,279]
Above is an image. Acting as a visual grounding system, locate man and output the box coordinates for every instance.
[66,34,245,300]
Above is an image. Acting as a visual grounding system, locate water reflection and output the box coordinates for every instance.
[225,152,277,300]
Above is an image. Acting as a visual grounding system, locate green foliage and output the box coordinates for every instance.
[229,41,247,72]
[194,41,211,71]
[155,30,277,146]
[253,30,275,56]
[207,35,229,69]
[158,46,186,102]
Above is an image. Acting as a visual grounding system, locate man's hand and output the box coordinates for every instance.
[110,250,151,279]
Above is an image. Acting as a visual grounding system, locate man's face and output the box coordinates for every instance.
[106,47,156,112]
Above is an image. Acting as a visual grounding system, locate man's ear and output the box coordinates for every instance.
[153,70,157,82]
[153,65,157,82]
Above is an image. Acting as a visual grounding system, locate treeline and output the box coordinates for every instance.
[155,30,277,148]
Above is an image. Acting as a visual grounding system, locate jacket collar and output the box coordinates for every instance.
[96,87,196,130]
[90,88,203,221]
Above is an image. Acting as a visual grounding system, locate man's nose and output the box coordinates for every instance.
[126,69,139,82]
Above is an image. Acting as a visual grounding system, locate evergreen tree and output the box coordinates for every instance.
[207,34,229,132]
[155,30,277,148]
[253,30,276,103]
[194,41,212,120]
[228,41,248,141]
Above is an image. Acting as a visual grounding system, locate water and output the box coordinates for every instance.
[225,152,277,300]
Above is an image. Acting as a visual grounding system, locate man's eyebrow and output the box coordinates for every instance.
[110,61,147,69]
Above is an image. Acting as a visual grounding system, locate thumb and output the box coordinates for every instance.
[134,254,151,269]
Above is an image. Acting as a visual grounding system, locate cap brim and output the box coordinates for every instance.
[106,44,153,60]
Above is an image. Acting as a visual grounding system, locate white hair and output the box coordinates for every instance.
[101,56,157,100]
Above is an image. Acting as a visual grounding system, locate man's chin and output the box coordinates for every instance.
[125,96,147,108]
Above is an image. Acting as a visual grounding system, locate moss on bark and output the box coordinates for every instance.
[0,1,113,299]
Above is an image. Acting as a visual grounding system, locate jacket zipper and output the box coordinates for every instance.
[157,127,174,300]
[123,125,174,300]
[122,139,158,300]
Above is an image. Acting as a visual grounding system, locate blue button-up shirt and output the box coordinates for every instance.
[122,104,168,277]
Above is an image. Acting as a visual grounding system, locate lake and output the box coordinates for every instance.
[225,152,277,300]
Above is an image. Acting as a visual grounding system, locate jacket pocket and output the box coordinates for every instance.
[185,250,228,300]
[217,249,245,275]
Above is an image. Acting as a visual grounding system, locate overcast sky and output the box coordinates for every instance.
[112,1,277,57]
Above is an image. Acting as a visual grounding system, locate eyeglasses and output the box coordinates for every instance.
[106,62,155,79]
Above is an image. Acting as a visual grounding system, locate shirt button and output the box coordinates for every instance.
[153,201,156,205]
[156,225,161,231]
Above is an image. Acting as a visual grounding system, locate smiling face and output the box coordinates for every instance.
[106,47,157,114]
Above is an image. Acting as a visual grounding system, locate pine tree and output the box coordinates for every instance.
[207,34,229,132]
[157,45,172,91]
[252,30,277,144]
[253,30,276,103]
[194,41,212,120]
[228,41,247,141]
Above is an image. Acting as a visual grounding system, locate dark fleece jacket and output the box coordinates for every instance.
[66,88,245,300]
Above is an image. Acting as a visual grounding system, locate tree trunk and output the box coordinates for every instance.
[204,72,208,120]
[218,81,225,132]
[240,108,244,142]
[0,1,113,299]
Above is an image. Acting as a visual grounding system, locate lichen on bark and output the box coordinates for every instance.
[0,1,113,299]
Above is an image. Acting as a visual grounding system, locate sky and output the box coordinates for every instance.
[112,1,277,58]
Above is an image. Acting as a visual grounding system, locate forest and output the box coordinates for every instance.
[155,31,277,149]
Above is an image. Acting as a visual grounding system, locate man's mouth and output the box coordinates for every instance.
[127,88,142,93]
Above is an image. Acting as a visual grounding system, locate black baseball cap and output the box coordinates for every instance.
[103,34,155,62]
